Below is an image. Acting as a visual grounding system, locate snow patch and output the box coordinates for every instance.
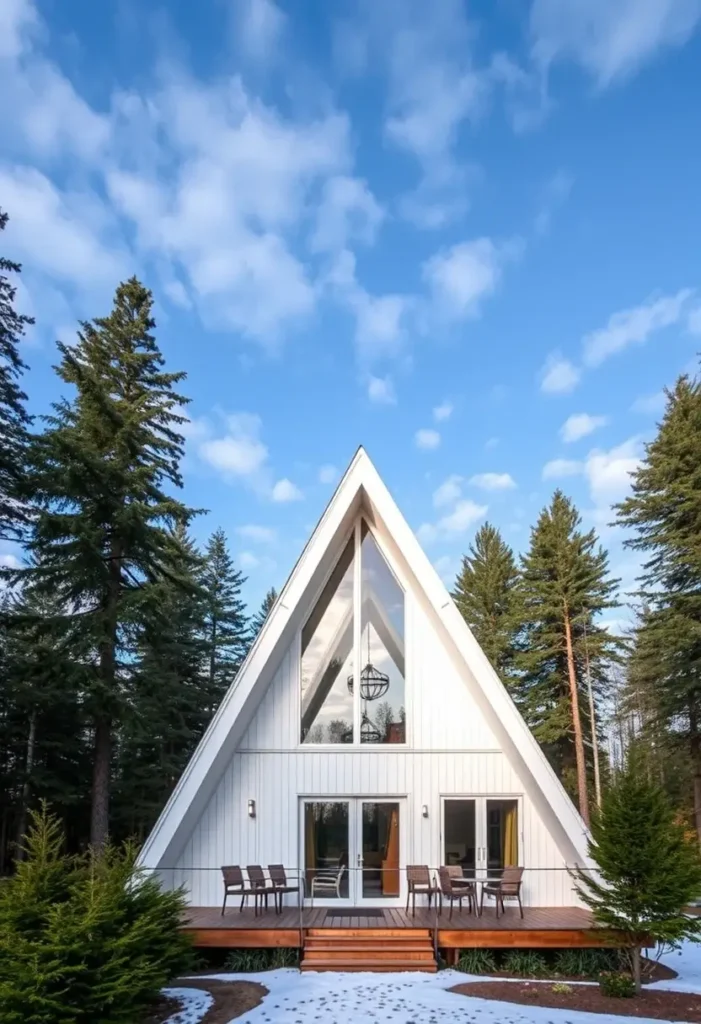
[161,986,214,1024]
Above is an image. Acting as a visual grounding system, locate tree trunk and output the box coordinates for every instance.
[91,539,121,852]
[564,607,590,825]
[14,709,37,861]
[631,945,642,994]
[583,625,602,808]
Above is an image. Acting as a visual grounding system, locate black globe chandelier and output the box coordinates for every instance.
[342,628,388,743]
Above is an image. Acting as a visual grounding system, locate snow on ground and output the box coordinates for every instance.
[161,986,214,1024]
[650,939,701,994]
[178,959,696,1024]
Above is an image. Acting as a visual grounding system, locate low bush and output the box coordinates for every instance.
[0,805,194,1024]
[554,947,622,978]
[599,971,636,998]
[455,949,497,975]
[224,947,299,972]
[502,949,548,977]
[551,982,573,994]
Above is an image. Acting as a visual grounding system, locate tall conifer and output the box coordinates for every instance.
[518,491,620,824]
[26,278,193,849]
[201,528,249,708]
[0,209,33,540]
[616,373,701,839]
[452,523,521,684]
[250,587,277,643]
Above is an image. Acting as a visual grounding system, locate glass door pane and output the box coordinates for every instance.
[361,802,400,898]
[486,799,519,876]
[304,801,349,899]
[443,799,477,878]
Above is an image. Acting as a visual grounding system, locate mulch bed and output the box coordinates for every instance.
[451,980,701,1021]
[463,958,677,984]
[151,980,268,1024]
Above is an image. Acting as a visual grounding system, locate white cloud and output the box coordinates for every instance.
[199,413,269,478]
[542,457,583,480]
[415,428,441,450]
[327,249,411,361]
[531,0,701,88]
[631,391,666,415]
[433,400,453,421]
[318,464,339,484]
[469,472,516,491]
[585,437,642,506]
[236,524,277,544]
[0,551,22,570]
[239,550,261,569]
[311,175,384,253]
[582,289,693,367]
[433,474,462,508]
[534,170,573,234]
[423,238,514,320]
[418,498,488,544]
[540,352,581,394]
[688,305,701,335]
[0,0,37,60]
[271,478,303,502]
[367,375,397,405]
[237,0,286,61]
[432,553,457,583]
[560,412,608,442]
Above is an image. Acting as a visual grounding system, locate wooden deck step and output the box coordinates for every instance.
[301,927,436,973]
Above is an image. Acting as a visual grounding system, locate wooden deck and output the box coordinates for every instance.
[182,905,622,950]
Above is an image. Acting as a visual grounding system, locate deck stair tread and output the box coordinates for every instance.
[301,926,437,973]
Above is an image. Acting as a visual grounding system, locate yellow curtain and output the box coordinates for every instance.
[381,807,400,896]
[503,803,518,867]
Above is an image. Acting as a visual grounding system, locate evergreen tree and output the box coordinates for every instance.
[250,587,277,643]
[453,523,521,683]
[201,528,249,708]
[574,747,701,991]
[517,491,620,824]
[616,373,701,839]
[114,526,207,841]
[0,209,33,541]
[25,277,193,849]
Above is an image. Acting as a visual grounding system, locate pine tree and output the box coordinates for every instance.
[518,491,620,824]
[201,528,249,709]
[25,277,193,850]
[114,526,207,841]
[250,587,277,643]
[0,209,33,541]
[574,747,701,991]
[452,523,521,683]
[616,373,701,839]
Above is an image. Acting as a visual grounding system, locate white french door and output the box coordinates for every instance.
[301,798,405,905]
[441,796,522,879]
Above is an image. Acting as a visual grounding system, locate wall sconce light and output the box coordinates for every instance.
[422,804,429,818]
[247,799,256,819]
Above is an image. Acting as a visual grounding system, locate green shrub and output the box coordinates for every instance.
[455,949,497,974]
[599,970,636,998]
[0,805,194,1024]
[554,947,622,978]
[551,982,573,994]
[223,947,298,972]
[502,949,548,977]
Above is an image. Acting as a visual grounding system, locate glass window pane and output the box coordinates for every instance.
[358,526,405,744]
[443,799,476,877]
[301,537,354,744]
[362,802,400,897]
[486,799,519,874]
[304,802,349,899]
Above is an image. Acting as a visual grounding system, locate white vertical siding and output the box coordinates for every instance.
[163,568,579,909]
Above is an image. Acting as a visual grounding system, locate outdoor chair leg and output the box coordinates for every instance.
[221,890,227,916]
[239,891,245,912]
[406,886,410,912]
[518,894,524,919]
[449,899,454,921]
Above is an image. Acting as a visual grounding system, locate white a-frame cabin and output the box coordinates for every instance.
[139,448,590,917]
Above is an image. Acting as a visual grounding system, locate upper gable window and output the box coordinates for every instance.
[300,520,405,745]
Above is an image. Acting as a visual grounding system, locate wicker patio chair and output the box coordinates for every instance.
[438,866,475,919]
[268,864,300,914]
[405,865,439,916]
[220,865,260,916]
[480,866,524,919]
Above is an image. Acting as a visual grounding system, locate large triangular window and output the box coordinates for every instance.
[301,520,405,745]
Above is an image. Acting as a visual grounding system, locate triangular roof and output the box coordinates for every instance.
[138,447,591,872]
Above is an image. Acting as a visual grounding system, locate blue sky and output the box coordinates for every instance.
[1,0,700,619]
